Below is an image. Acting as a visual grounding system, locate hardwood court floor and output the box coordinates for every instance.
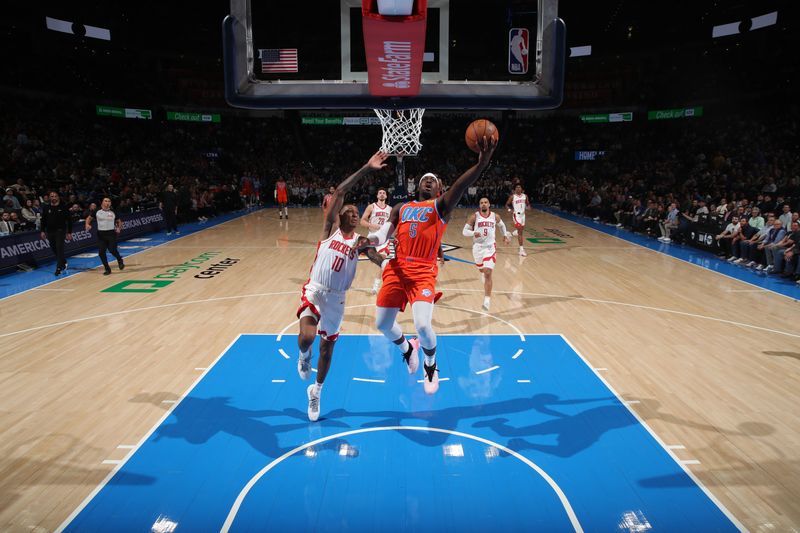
[0,207,798,531]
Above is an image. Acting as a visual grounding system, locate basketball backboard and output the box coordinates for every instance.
[223,0,565,110]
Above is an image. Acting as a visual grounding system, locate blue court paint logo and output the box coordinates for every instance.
[508,28,529,74]
[422,288,432,297]
[401,206,434,223]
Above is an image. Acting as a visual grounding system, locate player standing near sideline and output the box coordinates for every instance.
[296,151,389,422]
[360,188,393,294]
[369,137,497,394]
[506,183,531,256]
[275,177,289,219]
[462,197,511,311]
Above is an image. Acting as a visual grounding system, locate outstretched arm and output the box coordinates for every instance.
[505,194,514,211]
[436,137,497,222]
[321,151,388,240]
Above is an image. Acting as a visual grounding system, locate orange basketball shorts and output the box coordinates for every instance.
[377,259,439,311]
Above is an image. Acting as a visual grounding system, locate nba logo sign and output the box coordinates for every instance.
[508,28,529,74]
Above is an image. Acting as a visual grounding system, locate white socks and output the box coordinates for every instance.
[424,354,436,367]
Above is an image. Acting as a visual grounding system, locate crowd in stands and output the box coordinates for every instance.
[2,93,799,281]
[536,106,800,282]
[0,96,270,236]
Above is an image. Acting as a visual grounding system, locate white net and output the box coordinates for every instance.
[374,108,425,156]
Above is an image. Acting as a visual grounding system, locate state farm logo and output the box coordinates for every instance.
[380,41,411,89]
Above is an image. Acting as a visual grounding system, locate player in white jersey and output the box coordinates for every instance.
[296,151,388,421]
[505,184,531,256]
[463,197,511,310]
[360,188,394,294]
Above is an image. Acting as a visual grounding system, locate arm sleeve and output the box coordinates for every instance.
[367,221,396,246]
[462,224,474,237]
[497,218,511,238]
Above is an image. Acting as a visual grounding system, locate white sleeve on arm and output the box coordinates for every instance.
[497,218,511,238]
[462,224,474,237]
[368,222,395,246]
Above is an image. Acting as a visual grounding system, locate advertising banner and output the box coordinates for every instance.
[0,209,164,271]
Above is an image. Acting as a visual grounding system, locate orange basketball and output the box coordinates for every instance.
[465,119,499,152]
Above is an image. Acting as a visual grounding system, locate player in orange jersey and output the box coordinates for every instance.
[275,177,289,219]
[368,137,497,394]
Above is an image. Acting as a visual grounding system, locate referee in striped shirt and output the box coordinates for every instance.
[85,197,125,275]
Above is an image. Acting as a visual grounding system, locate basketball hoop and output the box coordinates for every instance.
[374,108,424,199]
[374,108,425,157]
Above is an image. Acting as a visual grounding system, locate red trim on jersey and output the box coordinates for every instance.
[476,253,497,268]
[296,237,325,320]
[319,331,339,342]
[297,283,321,320]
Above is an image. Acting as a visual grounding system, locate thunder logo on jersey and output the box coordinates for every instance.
[396,201,445,260]
[401,206,434,223]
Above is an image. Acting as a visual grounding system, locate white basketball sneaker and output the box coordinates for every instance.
[297,352,312,380]
[519,247,527,257]
[307,384,321,422]
[482,297,491,311]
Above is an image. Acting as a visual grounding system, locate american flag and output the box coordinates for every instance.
[259,48,298,73]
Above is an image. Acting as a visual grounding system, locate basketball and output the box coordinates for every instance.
[465,119,499,152]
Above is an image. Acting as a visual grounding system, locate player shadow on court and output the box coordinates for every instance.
[632,398,775,437]
[635,420,776,489]
[131,394,349,460]
[470,394,638,457]
[479,396,774,460]
[319,393,623,454]
[762,350,800,361]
